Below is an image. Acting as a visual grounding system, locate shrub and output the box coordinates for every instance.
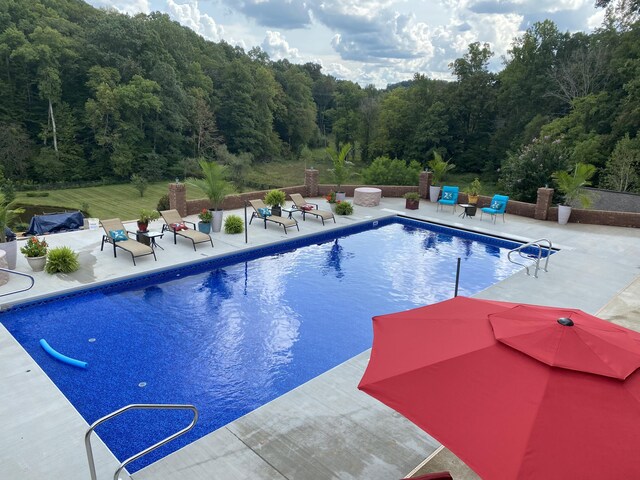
[335,201,354,215]
[25,191,50,197]
[224,215,244,234]
[362,156,421,185]
[499,136,569,202]
[403,192,420,201]
[45,246,79,274]
[264,189,286,207]
[157,193,170,211]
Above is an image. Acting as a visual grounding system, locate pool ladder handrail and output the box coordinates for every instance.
[507,238,552,278]
[0,267,34,297]
[85,403,198,480]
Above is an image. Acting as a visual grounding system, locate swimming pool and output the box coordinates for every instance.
[1,217,527,472]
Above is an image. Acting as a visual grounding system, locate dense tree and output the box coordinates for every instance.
[448,42,497,171]
[0,0,637,201]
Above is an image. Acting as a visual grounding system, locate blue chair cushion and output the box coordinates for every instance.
[491,201,503,210]
[109,229,128,242]
[258,207,271,217]
[442,191,453,200]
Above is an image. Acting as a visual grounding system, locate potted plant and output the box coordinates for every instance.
[427,152,455,203]
[187,159,233,233]
[44,245,80,274]
[20,236,48,272]
[264,189,286,217]
[334,200,354,215]
[198,208,213,234]
[552,163,596,225]
[0,194,25,269]
[327,143,353,201]
[467,177,482,204]
[137,209,160,232]
[403,192,420,210]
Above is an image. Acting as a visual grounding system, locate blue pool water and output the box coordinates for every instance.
[1,218,527,472]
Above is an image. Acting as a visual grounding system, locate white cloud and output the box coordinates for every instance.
[261,31,301,60]
[587,9,606,30]
[166,0,224,42]
[83,0,605,87]
[90,0,151,14]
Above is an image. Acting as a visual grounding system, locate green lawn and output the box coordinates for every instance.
[12,166,497,228]
[14,182,202,223]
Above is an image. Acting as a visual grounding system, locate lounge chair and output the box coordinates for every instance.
[249,199,299,234]
[480,194,509,223]
[159,209,214,251]
[437,186,459,213]
[100,218,156,266]
[290,193,335,225]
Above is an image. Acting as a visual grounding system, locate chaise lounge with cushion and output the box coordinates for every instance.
[290,193,335,225]
[159,209,214,250]
[100,218,157,266]
[249,199,299,234]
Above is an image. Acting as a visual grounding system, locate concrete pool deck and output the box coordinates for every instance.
[1,197,639,479]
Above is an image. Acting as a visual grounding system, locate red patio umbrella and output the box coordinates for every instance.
[358,296,640,479]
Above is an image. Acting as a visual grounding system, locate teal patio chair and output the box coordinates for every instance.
[481,194,509,223]
[437,186,459,213]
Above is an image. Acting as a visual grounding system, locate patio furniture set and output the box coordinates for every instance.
[435,185,509,223]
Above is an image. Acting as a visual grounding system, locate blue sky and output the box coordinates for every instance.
[86,0,605,87]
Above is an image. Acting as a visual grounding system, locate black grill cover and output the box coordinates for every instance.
[26,211,85,235]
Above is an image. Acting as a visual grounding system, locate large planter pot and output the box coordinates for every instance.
[211,210,223,233]
[429,185,441,203]
[0,240,18,269]
[26,255,47,272]
[558,204,572,225]
[336,192,347,202]
[405,199,419,210]
[198,222,211,234]
[468,195,479,205]
[270,206,282,217]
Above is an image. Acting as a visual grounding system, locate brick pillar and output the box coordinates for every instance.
[169,182,187,217]
[535,187,554,221]
[420,171,432,200]
[305,168,319,197]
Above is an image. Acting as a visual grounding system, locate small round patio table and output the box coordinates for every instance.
[353,187,382,207]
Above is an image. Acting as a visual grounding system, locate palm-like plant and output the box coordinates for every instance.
[552,163,596,207]
[427,152,455,186]
[187,159,233,211]
[326,143,353,192]
[0,193,24,243]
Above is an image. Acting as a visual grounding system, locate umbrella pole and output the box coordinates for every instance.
[454,257,461,297]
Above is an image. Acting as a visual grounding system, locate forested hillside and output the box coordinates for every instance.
[0,0,638,200]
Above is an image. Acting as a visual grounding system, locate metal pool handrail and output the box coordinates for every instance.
[0,267,34,297]
[85,403,198,480]
[508,238,553,278]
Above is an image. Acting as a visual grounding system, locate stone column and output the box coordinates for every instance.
[535,187,554,221]
[419,171,432,200]
[305,168,319,197]
[169,182,187,217]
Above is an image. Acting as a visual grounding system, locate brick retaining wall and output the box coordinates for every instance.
[169,169,640,228]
